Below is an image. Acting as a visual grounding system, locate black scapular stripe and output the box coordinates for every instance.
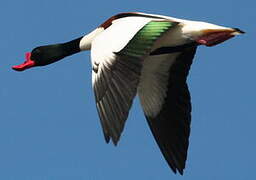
[150,42,198,55]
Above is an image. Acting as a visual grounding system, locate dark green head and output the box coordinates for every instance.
[12,37,82,71]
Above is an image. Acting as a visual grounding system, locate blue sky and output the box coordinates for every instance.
[0,0,254,179]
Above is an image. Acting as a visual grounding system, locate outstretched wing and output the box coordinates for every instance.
[91,17,179,145]
[138,47,197,174]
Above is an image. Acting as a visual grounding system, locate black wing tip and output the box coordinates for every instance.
[169,166,184,175]
[168,163,185,175]
[112,140,118,146]
[109,136,120,146]
[104,135,110,143]
[103,135,120,146]
[170,167,177,174]
[178,169,184,175]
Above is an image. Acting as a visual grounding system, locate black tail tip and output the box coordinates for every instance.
[233,28,245,34]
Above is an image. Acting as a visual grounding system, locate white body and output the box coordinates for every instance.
[76,12,242,174]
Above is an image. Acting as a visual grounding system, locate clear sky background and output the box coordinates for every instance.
[0,0,254,179]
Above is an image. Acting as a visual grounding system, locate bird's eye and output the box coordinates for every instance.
[32,48,41,54]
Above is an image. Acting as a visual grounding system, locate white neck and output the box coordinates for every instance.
[79,28,104,51]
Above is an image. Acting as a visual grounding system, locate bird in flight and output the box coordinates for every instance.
[13,12,244,175]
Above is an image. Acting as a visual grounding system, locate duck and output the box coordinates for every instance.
[12,12,244,175]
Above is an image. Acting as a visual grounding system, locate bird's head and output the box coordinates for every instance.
[182,21,245,47]
[12,44,68,71]
[12,37,82,72]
